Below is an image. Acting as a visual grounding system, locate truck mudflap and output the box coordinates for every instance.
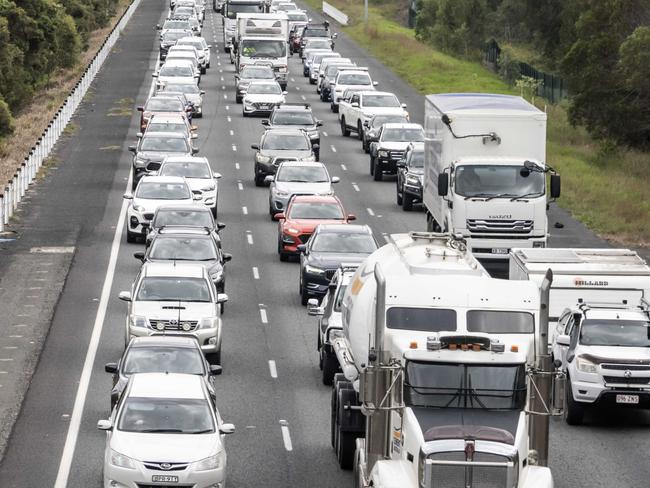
[332,336,359,382]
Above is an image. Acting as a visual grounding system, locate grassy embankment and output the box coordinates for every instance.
[306,0,650,246]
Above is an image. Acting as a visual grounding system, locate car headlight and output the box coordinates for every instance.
[406,175,421,186]
[210,266,223,282]
[256,154,271,164]
[378,150,389,157]
[132,204,145,213]
[199,317,219,329]
[201,184,216,191]
[308,131,318,139]
[303,155,316,162]
[129,315,148,328]
[275,190,290,197]
[576,356,598,374]
[134,158,147,168]
[286,227,300,235]
[278,66,287,73]
[305,264,326,275]
[194,451,225,471]
[110,449,137,470]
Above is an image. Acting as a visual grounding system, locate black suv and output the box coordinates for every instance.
[262,104,322,159]
[299,22,336,57]
[396,142,424,211]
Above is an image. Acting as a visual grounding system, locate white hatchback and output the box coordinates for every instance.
[99,372,234,488]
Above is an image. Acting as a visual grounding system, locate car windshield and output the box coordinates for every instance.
[580,319,650,347]
[164,20,190,29]
[118,398,214,434]
[136,181,191,199]
[272,111,315,125]
[140,137,189,152]
[338,73,371,85]
[178,39,206,49]
[313,53,338,64]
[404,361,527,410]
[154,209,213,228]
[327,65,354,77]
[382,128,424,142]
[454,164,545,199]
[159,65,194,77]
[160,161,211,178]
[241,39,287,58]
[311,233,377,253]
[372,114,409,128]
[409,151,424,167]
[277,3,296,11]
[247,83,282,94]
[226,3,265,18]
[241,67,275,79]
[288,12,307,21]
[164,83,200,94]
[288,202,344,219]
[146,98,185,112]
[306,39,331,49]
[364,94,400,107]
[263,133,309,150]
[136,277,212,302]
[163,31,191,43]
[148,122,188,133]
[150,237,218,261]
[123,347,205,375]
[277,165,328,182]
[303,28,328,37]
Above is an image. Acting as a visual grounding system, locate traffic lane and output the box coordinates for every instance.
[0,1,166,485]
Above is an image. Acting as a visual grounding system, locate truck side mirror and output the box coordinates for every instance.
[437,173,449,196]
[550,174,561,199]
[555,334,570,347]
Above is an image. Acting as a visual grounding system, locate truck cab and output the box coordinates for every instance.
[553,300,650,425]
[221,0,267,53]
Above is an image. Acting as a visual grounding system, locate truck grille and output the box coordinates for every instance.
[146,161,161,171]
[148,319,199,331]
[427,451,511,488]
[466,219,533,235]
[601,364,650,371]
[388,150,405,160]
[603,376,650,386]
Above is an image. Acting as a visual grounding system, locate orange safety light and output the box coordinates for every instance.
[510,345,519,353]
[409,341,418,349]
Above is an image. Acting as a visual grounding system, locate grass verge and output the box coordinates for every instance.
[306,0,650,246]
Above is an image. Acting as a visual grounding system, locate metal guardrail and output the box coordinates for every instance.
[322,1,348,26]
[0,0,143,232]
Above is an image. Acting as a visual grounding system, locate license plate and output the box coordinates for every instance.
[616,394,639,404]
[152,475,179,483]
[491,248,508,255]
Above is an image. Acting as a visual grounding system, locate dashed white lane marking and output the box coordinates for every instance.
[222,85,226,90]
[301,95,306,100]
[221,76,224,81]
[352,183,360,192]
[260,307,268,324]
[331,145,337,153]
[252,267,260,280]
[367,207,375,216]
[322,131,328,137]
[290,77,295,82]
[230,129,234,136]
[232,144,237,151]
[223,94,227,99]
[246,232,254,245]
[242,206,248,215]
[237,181,243,191]
[268,360,278,378]
[279,420,293,451]
[340,164,347,171]
[0,359,13,362]
[296,86,300,91]
[235,162,240,170]
[227,116,232,122]
[219,69,223,73]
[382,232,389,243]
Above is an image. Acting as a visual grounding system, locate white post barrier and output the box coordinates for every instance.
[322,1,348,25]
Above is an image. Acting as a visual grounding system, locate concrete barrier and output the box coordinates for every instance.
[322,1,348,26]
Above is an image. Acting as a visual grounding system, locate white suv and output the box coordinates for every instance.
[158,157,222,217]
[98,372,234,488]
[118,262,228,364]
[330,68,377,113]
[553,301,650,425]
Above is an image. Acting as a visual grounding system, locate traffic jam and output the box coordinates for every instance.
[96,0,650,487]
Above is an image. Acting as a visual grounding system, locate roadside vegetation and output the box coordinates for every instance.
[307,0,650,246]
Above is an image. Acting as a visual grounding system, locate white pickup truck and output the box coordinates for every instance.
[338,91,408,139]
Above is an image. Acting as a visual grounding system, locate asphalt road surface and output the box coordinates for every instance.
[0,1,647,487]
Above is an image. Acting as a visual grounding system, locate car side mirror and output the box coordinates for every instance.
[217,222,226,231]
[213,172,222,179]
[192,133,198,139]
[261,120,270,126]
[347,214,356,221]
[333,33,338,38]
[316,120,323,127]
[550,174,561,199]
[312,143,320,150]
[151,73,158,78]
[273,212,285,221]
[200,90,205,95]
[222,253,232,262]
[219,423,235,434]
[555,334,570,347]
[307,298,324,316]
[133,251,145,262]
[123,193,133,199]
[104,363,118,374]
[251,144,260,150]
[372,81,378,86]
[191,125,198,131]
[210,365,223,376]
[363,121,370,128]
[264,175,274,184]
[156,24,162,30]
[437,173,449,196]
[296,244,306,253]
[136,132,143,138]
[282,91,288,95]
[192,148,199,154]
[128,145,137,153]
[401,103,407,109]
[217,293,229,304]
[97,420,113,431]
[118,291,132,302]
[351,102,359,108]
[331,176,340,183]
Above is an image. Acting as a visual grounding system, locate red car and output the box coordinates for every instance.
[274,195,356,261]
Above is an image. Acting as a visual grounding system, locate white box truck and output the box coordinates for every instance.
[423,93,561,262]
[221,0,268,53]
[328,232,562,488]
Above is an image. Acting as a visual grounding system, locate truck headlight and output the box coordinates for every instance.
[201,184,216,191]
[132,204,146,213]
[129,315,148,328]
[305,264,326,275]
[278,66,287,73]
[256,154,271,164]
[134,158,147,168]
[406,175,421,186]
[378,150,388,158]
[576,356,598,374]
[193,451,225,471]
[199,317,219,329]
[110,449,137,470]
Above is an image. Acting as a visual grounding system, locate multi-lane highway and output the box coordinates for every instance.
[0,0,648,487]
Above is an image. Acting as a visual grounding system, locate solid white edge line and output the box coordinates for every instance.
[268,360,278,378]
[260,308,268,324]
[279,420,292,451]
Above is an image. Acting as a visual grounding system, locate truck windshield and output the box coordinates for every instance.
[404,361,527,410]
[226,3,265,18]
[467,310,534,334]
[386,307,457,332]
[580,319,650,347]
[454,164,545,199]
[241,39,286,57]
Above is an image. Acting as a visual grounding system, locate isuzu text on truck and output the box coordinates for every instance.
[423,94,561,263]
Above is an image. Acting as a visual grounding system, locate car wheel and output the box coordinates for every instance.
[357,122,363,141]
[201,67,206,74]
[369,156,375,176]
[322,352,339,385]
[340,117,350,137]
[126,229,137,244]
[236,96,242,104]
[254,172,264,187]
[396,183,403,205]
[403,193,414,211]
[564,378,585,425]
[332,104,339,114]
[243,110,248,117]
[374,160,382,181]
[206,350,221,365]
[212,205,218,218]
